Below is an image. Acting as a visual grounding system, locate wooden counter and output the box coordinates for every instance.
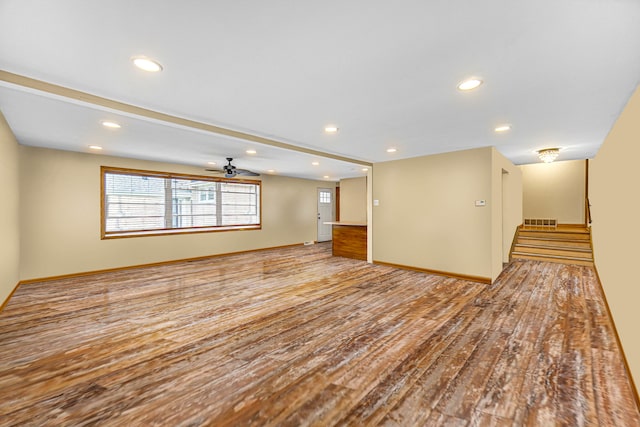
[324,222,367,261]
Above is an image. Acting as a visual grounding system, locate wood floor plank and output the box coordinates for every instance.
[0,243,638,426]
[558,264,598,425]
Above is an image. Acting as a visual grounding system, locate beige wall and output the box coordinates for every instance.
[590,84,640,388]
[0,113,20,306]
[520,159,586,224]
[19,146,323,280]
[339,176,367,223]
[373,147,521,282]
[373,148,488,280]
[491,148,523,278]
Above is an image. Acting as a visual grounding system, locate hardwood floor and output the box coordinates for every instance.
[0,243,638,426]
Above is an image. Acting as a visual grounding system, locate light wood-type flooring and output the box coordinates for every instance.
[0,243,638,426]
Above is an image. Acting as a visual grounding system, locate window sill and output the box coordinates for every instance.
[102,225,261,239]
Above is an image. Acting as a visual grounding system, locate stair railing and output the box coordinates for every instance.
[586,197,592,225]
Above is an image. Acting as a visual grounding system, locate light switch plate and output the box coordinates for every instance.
[475,200,486,207]
[373,199,380,206]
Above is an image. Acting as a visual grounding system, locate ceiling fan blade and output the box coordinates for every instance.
[236,169,260,176]
[206,158,258,177]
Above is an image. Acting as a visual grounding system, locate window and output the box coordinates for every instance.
[319,190,331,204]
[101,167,261,238]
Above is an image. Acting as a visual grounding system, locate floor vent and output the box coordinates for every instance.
[304,241,315,245]
[523,218,557,230]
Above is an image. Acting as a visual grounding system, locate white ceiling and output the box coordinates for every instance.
[1,0,639,180]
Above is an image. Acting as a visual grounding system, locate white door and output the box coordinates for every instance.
[317,188,334,242]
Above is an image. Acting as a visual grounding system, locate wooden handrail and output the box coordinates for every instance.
[586,197,592,225]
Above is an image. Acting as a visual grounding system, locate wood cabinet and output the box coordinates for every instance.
[327,223,367,261]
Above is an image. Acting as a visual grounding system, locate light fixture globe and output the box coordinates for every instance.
[537,148,560,163]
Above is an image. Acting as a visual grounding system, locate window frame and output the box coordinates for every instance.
[101,166,262,239]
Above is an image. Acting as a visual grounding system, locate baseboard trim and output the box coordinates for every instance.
[19,243,305,285]
[592,264,640,410]
[0,281,21,313]
[373,261,491,284]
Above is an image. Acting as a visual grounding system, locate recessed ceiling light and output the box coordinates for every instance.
[312,161,320,166]
[324,125,339,133]
[246,149,257,155]
[207,162,217,166]
[267,169,275,173]
[457,78,483,91]
[101,121,121,129]
[132,56,163,72]
[323,175,330,179]
[89,145,103,150]
[494,124,512,133]
[362,168,369,172]
[386,148,397,153]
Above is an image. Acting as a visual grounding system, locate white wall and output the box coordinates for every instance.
[520,160,586,224]
[339,176,367,223]
[0,112,20,307]
[590,84,640,388]
[19,146,323,281]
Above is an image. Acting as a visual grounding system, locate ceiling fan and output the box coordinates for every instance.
[206,157,260,178]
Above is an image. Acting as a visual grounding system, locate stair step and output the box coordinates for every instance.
[520,226,589,232]
[514,245,593,259]
[512,250,592,260]
[517,237,592,248]
[512,252,594,266]
[511,225,593,266]
[515,243,592,253]
[519,231,590,240]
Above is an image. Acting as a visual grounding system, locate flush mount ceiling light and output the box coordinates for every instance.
[537,148,560,163]
[457,78,483,91]
[324,125,339,133]
[246,149,257,154]
[386,147,397,153]
[494,124,512,133]
[89,145,103,150]
[101,120,121,129]
[132,56,163,72]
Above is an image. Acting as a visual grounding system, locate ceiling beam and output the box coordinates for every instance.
[0,70,372,167]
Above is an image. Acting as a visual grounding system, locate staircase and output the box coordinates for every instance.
[511,226,594,266]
